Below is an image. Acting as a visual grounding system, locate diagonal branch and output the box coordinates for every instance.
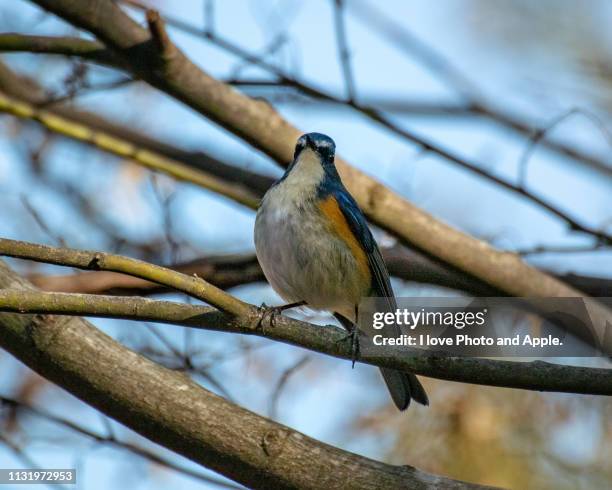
[0,59,274,195]
[0,60,606,299]
[0,91,260,209]
[113,0,612,243]
[347,0,612,179]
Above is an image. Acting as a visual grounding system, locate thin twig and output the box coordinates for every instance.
[518,107,612,189]
[332,0,356,102]
[269,355,311,419]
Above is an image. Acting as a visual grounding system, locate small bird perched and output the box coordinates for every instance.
[254,132,428,410]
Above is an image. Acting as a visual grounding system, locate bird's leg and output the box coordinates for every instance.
[257,300,306,329]
[333,310,360,369]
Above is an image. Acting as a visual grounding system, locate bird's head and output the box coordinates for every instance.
[277,133,339,189]
[293,132,336,166]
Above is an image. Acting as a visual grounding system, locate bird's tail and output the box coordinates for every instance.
[334,313,428,410]
[380,368,428,410]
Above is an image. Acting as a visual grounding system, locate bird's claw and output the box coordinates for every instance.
[256,303,283,331]
[336,329,360,368]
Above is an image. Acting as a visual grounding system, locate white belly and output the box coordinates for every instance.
[254,186,368,319]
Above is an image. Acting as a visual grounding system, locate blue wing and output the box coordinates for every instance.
[332,185,429,408]
[332,186,396,309]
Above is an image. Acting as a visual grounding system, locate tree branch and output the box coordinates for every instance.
[0,33,121,66]
[0,60,606,299]
[0,287,611,397]
[4,27,609,245]
[0,60,274,195]
[0,91,259,209]
[0,238,251,316]
[347,0,612,180]
[114,0,612,244]
[29,254,266,295]
[0,260,492,489]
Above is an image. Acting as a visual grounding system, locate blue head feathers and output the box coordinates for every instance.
[294,132,336,165]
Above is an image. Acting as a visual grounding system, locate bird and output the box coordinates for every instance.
[254,132,428,410]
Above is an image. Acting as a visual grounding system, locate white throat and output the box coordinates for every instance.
[283,148,325,190]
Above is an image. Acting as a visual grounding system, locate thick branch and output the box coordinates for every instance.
[0,261,488,489]
[0,288,611,397]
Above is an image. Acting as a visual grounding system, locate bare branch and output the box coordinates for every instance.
[518,107,612,189]
[28,254,265,294]
[269,355,311,419]
[348,0,612,180]
[1,287,612,397]
[0,238,251,316]
[332,0,357,102]
[0,60,273,195]
[146,10,173,59]
[25,246,612,298]
[111,0,612,244]
[0,33,120,66]
[6,22,608,245]
[0,91,260,209]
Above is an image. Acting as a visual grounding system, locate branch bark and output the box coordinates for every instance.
[0,260,491,489]
[0,238,251,316]
[1,238,611,396]
[1,288,612,397]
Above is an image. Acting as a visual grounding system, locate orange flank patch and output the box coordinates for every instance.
[318,196,371,281]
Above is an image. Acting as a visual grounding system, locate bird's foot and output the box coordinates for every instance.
[336,329,360,368]
[256,303,283,330]
[256,301,306,331]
